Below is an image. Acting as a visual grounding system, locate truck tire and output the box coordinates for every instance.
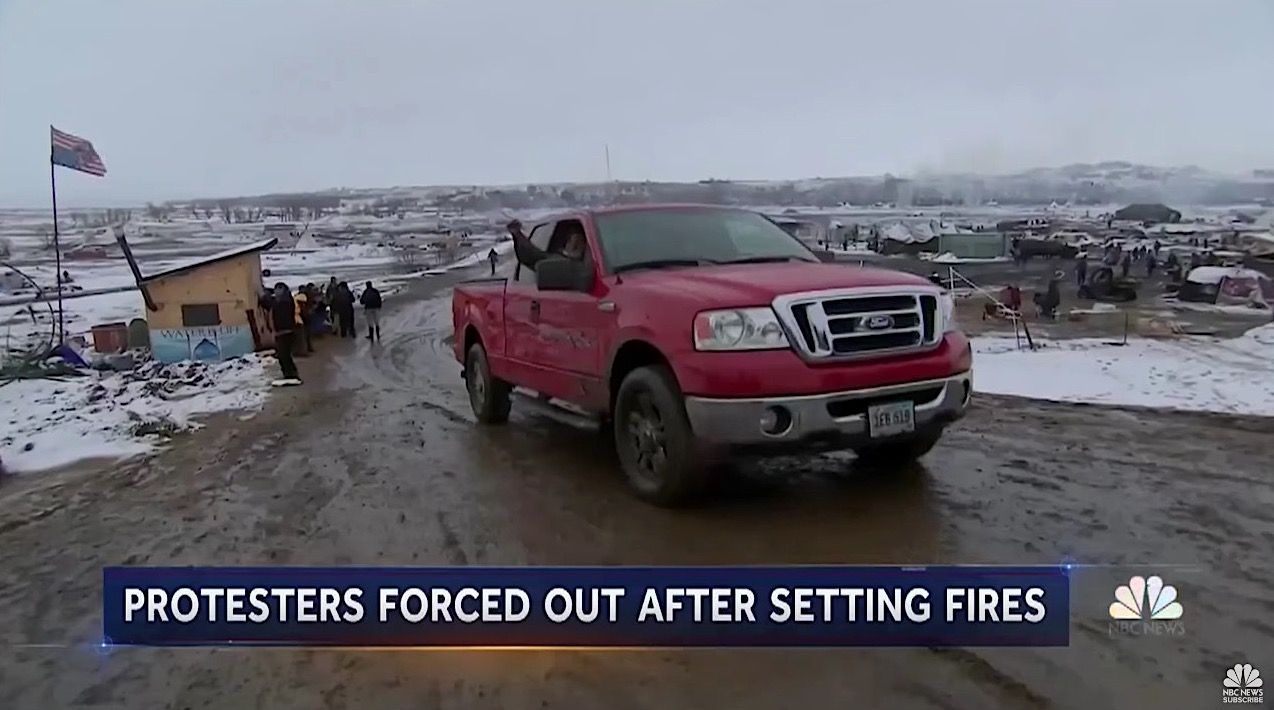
[853,431,942,469]
[613,365,705,506]
[466,342,511,424]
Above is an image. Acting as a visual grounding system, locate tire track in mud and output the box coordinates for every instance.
[326,268,1274,707]
[925,648,1051,709]
[333,280,475,428]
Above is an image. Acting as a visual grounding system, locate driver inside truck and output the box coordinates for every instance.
[507,219,586,270]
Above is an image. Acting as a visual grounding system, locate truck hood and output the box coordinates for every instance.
[613,261,934,306]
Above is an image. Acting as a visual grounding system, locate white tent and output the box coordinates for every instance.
[293,232,320,252]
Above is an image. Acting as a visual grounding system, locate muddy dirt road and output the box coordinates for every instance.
[1,263,1271,709]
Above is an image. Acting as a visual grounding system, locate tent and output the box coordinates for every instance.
[1113,203,1182,224]
[293,232,320,251]
[1178,266,1274,307]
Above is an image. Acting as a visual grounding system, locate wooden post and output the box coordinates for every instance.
[50,157,64,342]
[113,225,157,311]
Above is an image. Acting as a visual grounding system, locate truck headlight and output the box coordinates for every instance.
[693,308,789,351]
[940,292,957,333]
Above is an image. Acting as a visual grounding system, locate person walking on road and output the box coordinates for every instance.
[333,282,356,338]
[1075,254,1088,287]
[360,281,383,342]
[269,283,301,384]
[487,247,499,275]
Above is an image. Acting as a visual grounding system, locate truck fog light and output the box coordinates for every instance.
[760,406,792,436]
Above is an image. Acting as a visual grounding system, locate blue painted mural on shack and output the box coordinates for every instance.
[151,325,254,363]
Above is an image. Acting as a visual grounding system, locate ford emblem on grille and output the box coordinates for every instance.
[864,314,894,330]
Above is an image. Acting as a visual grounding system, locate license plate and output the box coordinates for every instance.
[868,401,915,438]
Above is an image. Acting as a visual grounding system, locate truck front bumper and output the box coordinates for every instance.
[683,372,971,452]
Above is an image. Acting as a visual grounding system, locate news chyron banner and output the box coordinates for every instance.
[103,566,1069,647]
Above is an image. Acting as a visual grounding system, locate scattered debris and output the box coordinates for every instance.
[0,353,271,474]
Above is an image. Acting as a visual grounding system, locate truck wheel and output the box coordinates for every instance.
[613,365,704,506]
[466,343,511,424]
[853,431,942,469]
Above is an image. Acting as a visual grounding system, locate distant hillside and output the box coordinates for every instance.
[171,163,1274,212]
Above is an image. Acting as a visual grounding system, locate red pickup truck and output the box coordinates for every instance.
[453,205,972,505]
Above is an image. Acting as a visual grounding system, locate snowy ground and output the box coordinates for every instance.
[0,235,511,474]
[972,322,1274,416]
[1160,298,1273,318]
[1,232,504,348]
[0,354,271,473]
[927,252,1011,265]
[823,244,877,256]
[415,238,514,276]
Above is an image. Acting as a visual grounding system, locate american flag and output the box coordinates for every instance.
[50,126,107,177]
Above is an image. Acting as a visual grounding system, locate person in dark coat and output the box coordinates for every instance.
[1119,252,1132,278]
[360,281,383,341]
[1035,272,1062,319]
[506,219,585,270]
[1075,255,1088,287]
[1146,252,1158,277]
[487,248,499,275]
[333,282,356,338]
[269,283,300,382]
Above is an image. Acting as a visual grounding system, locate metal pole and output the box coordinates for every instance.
[50,156,64,344]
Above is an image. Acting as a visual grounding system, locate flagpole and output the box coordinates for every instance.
[50,152,64,344]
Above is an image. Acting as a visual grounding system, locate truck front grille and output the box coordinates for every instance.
[775,289,942,360]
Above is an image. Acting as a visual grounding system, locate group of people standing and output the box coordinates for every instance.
[1072,239,1169,286]
[261,276,384,385]
[321,277,383,341]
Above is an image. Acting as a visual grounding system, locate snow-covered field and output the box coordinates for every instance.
[1,215,505,348]
[0,223,510,475]
[1,354,271,473]
[972,323,1274,416]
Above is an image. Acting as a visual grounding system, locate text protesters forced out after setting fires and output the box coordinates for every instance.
[125,585,1048,626]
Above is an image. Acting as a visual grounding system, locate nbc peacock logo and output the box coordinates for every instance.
[1109,575,1183,620]
[1222,663,1263,704]
[1107,575,1185,637]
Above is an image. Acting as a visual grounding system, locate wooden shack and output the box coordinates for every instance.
[139,239,277,363]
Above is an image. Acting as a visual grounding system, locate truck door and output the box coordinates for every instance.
[530,217,608,410]
[501,222,553,383]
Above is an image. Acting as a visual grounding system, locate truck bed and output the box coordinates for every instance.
[452,278,507,364]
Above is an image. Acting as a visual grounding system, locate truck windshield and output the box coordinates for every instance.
[594,209,819,273]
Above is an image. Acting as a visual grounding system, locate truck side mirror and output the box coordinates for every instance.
[535,257,593,292]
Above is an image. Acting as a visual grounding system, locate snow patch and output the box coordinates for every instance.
[0,354,272,473]
[927,251,1010,265]
[972,324,1274,416]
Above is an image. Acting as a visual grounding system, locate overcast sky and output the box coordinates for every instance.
[1,0,1272,206]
